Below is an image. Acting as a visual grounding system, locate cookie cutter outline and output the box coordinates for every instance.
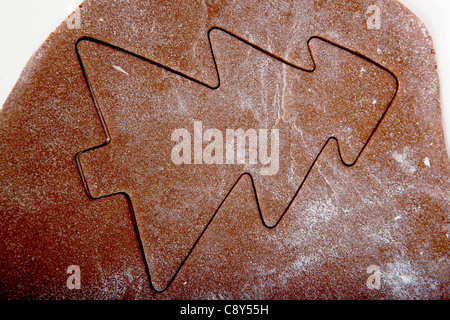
[74,26,399,293]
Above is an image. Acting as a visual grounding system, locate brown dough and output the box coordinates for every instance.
[0,0,449,299]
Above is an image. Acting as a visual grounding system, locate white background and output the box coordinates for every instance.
[0,0,449,155]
